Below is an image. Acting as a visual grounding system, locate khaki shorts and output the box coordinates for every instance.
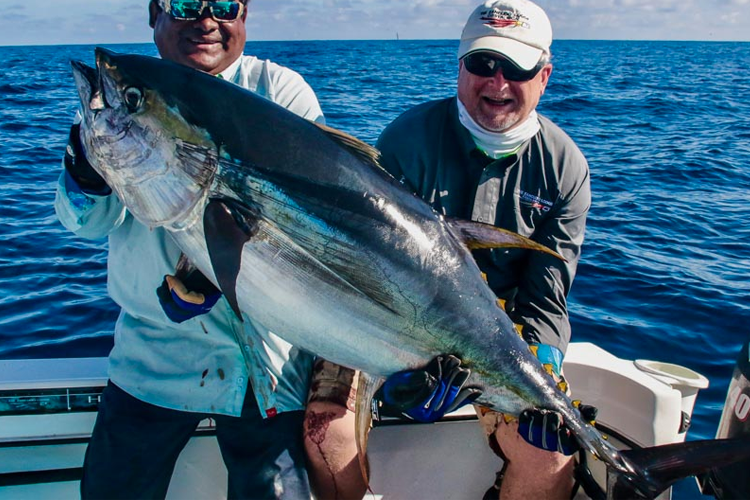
[475,405,513,437]
[475,406,514,459]
[307,359,358,413]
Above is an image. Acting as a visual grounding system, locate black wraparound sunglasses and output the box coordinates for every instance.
[462,52,545,82]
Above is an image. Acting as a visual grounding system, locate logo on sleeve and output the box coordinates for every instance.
[517,190,552,212]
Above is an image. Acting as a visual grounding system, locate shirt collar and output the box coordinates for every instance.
[216,55,243,83]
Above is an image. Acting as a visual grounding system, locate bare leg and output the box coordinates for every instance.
[496,416,574,500]
[304,400,366,500]
[304,360,366,500]
[477,408,574,500]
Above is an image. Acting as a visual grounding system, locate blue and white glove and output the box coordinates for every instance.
[156,272,222,323]
[518,404,598,455]
[519,343,597,455]
[518,408,578,455]
[375,355,482,422]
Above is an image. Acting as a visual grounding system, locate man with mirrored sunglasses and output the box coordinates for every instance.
[375,1,592,499]
[55,1,338,498]
[160,0,246,23]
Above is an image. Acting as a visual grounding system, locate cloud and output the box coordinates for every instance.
[540,0,750,40]
[0,0,748,46]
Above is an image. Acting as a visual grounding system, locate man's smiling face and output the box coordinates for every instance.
[457,54,552,133]
[150,0,248,75]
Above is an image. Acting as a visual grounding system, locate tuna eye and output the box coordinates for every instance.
[123,87,143,112]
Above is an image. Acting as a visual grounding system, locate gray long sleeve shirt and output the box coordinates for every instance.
[376,96,590,354]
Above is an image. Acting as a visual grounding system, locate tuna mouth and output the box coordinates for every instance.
[71,58,109,112]
[71,60,98,89]
[71,59,100,109]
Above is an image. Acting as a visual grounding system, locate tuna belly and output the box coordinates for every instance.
[235,248,427,376]
[169,219,432,377]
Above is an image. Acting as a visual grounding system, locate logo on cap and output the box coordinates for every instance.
[480,9,530,30]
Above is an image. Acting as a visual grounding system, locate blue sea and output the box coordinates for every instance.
[1,40,749,497]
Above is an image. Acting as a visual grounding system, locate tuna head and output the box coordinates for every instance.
[70,48,217,230]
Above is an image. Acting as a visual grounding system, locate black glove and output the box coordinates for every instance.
[63,124,110,195]
[375,355,482,422]
[517,403,598,455]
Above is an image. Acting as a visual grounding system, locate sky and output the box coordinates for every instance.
[1,0,748,47]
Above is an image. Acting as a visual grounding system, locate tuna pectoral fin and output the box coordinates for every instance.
[447,218,566,261]
[609,437,750,499]
[203,199,259,320]
[354,372,384,491]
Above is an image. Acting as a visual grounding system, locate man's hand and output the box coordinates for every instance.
[156,272,222,323]
[375,355,482,422]
[63,124,111,196]
[518,403,598,455]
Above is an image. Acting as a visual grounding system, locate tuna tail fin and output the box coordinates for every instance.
[446,218,566,261]
[604,438,750,499]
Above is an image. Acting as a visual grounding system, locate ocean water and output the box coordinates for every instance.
[1,39,749,496]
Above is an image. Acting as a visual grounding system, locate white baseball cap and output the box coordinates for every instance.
[458,0,552,70]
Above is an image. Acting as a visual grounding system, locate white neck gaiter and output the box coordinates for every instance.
[457,98,540,159]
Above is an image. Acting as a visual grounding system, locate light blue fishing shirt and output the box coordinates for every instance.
[55,55,325,418]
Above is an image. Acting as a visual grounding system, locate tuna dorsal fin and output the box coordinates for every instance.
[203,199,260,320]
[607,437,750,499]
[354,372,384,493]
[315,122,382,171]
[446,218,566,262]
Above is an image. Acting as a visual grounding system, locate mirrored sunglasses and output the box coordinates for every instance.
[160,0,245,22]
[462,52,544,82]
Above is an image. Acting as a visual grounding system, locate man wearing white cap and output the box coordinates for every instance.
[374,0,592,498]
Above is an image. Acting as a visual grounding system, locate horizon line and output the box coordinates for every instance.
[1,37,749,49]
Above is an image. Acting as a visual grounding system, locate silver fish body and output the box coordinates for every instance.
[72,48,653,493]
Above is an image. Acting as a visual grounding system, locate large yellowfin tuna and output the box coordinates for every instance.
[70,48,750,499]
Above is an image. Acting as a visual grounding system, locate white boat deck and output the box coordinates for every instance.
[0,343,708,499]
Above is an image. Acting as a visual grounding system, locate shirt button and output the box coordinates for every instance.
[243,345,251,352]
[237,377,245,385]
